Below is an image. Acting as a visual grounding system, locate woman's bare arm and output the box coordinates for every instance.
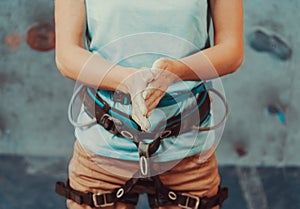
[54,0,134,92]
[144,0,244,112]
[55,0,154,129]
[157,0,244,81]
[204,0,244,75]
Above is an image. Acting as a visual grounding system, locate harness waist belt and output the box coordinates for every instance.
[81,85,211,142]
[98,82,207,107]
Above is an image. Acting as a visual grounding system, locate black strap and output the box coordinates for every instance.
[199,187,228,209]
[143,173,228,209]
[55,180,139,208]
[56,179,228,209]
[176,187,228,209]
[148,185,228,209]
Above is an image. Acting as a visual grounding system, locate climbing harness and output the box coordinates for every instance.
[68,83,218,140]
[56,82,229,208]
[56,179,228,209]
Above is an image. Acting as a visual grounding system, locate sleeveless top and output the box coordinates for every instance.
[75,0,215,162]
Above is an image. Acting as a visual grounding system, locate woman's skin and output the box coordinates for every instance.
[54,0,244,130]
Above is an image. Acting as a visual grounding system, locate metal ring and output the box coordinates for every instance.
[139,156,148,176]
[120,130,134,139]
[116,188,124,198]
[168,191,177,200]
[160,130,172,138]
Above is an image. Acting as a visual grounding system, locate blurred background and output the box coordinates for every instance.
[0,0,299,208]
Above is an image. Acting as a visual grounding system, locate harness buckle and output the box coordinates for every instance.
[99,113,122,130]
[178,193,200,209]
[113,91,131,105]
[92,192,114,208]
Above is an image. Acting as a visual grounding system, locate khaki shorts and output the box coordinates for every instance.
[67,141,220,209]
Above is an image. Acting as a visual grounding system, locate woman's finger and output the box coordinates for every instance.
[132,93,150,131]
[145,90,165,116]
[146,99,162,117]
[133,92,148,116]
[145,89,164,106]
[143,78,164,100]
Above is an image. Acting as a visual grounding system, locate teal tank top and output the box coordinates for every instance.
[75,0,215,162]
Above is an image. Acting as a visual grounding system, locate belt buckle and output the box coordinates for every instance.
[178,193,200,209]
[92,192,114,208]
[100,113,122,127]
[113,91,130,104]
[113,91,124,103]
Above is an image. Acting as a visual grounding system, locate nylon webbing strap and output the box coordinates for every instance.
[147,185,228,209]
[55,181,139,207]
[55,179,228,209]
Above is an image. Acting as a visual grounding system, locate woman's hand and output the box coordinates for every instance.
[122,68,154,131]
[143,58,179,117]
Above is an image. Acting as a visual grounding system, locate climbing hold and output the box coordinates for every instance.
[267,105,280,114]
[277,112,286,124]
[4,32,24,51]
[26,22,55,52]
[234,144,247,157]
[267,104,286,124]
[248,29,292,60]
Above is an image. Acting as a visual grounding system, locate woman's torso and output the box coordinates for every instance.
[75,0,214,162]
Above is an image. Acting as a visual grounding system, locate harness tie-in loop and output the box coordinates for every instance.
[138,142,151,177]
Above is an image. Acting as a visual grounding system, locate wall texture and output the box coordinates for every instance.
[217,0,299,166]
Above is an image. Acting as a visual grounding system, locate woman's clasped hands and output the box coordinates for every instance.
[123,58,179,131]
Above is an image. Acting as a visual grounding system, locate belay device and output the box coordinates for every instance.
[56,82,229,209]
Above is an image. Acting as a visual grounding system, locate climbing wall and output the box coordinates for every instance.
[216,0,300,166]
[0,0,74,156]
[0,0,299,167]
